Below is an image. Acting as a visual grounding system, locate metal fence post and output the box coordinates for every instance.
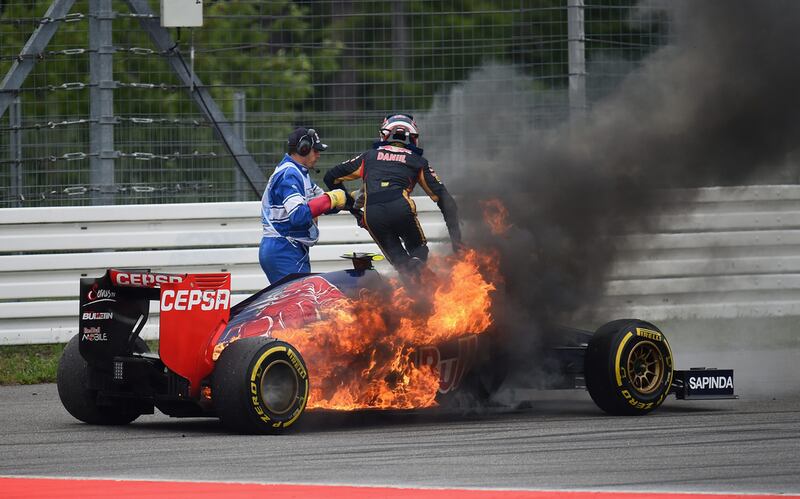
[89,0,115,205]
[0,0,78,120]
[233,92,246,201]
[567,0,587,125]
[125,0,267,195]
[10,97,22,207]
[392,2,408,73]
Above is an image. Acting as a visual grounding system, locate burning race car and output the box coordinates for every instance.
[58,253,735,434]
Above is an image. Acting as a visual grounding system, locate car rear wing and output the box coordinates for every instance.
[78,269,230,377]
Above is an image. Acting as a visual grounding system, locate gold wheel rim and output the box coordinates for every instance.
[626,341,664,395]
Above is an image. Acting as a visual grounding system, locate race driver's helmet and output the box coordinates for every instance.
[380,113,419,146]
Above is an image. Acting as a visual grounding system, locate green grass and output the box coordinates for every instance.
[0,344,65,385]
[0,341,159,385]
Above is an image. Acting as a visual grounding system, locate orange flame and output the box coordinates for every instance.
[273,249,497,410]
[481,198,511,235]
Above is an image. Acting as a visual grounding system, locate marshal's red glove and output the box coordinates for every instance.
[308,189,346,217]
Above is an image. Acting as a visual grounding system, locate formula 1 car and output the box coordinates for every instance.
[57,254,736,434]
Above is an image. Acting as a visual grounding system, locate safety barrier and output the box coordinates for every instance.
[0,198,446,344]
[598,185,800,321]
[3,185,800,344]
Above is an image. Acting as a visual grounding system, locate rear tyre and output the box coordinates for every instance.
[57,334,144,425]
[434,332,508,411]
[584,319,673,416]
[435,371,492,411]
[213,337,309,434]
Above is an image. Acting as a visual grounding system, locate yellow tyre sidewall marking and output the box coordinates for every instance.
[251,345,287,383]
[635,327,662,342]
[249,346,286,424]
[250,344,308,429]
[614,331,634,387]
[616,328,675,408]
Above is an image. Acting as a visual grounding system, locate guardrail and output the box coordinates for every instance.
[0,198,446,345]
[597,185,800,321]
[3,185,800,344]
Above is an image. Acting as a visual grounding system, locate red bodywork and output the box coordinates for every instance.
[107,270,232,397]
[159,274,231,396]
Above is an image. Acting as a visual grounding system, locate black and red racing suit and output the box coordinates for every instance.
[324,142,462,271]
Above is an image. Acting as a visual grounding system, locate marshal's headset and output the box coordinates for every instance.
[294,128,317,157]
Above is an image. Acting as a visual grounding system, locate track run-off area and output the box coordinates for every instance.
[0,383,798,498]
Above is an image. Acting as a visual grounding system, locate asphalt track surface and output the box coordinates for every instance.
[0,383,798,496]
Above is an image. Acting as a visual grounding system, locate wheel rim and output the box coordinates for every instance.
[259,360,299,415]
[625,341,664,394]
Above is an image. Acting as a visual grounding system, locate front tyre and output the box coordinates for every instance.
[57,334,143,425]
[584,319,673,416]
[213,337,309,434]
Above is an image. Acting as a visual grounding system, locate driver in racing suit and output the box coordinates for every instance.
[323,114,462,274]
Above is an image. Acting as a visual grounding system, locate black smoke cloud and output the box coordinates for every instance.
[421,1,800,374]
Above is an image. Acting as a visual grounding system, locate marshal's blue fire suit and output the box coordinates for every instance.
[259,154,324,283]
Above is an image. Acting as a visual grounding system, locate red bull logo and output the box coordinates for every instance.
[417,335,478,393]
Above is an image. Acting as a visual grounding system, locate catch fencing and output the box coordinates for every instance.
[4,185,800,345]
[1,0,672,207]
